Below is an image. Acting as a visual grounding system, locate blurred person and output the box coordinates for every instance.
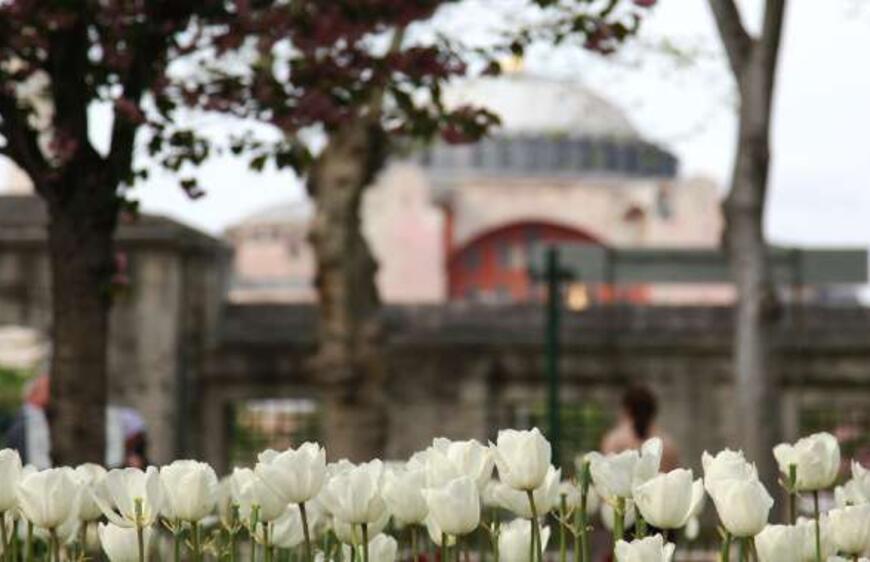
[4,373,51,468]
[601,384,680,471]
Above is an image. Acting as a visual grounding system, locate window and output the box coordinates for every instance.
[463,246,482,272]
[496,240,512,269]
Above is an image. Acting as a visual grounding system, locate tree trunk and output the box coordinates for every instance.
[724,53,781,488]
[307,120,389,461]
[43,176,117,466]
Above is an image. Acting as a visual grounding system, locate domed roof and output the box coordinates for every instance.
[443,72,639,140]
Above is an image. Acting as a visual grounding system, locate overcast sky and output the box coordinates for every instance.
[3,1,869,250]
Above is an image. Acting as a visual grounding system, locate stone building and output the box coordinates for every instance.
[226,72,729,306]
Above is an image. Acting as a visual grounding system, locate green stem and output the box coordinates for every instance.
[250,506,261,562]
[263,523,272,562]
[579,461,591,562]
[173,525,181,562]
[11,519,18,562]
[493,508,500,562]
[788,464,797,525]
[134,499,145,562]
[299,503,312,562]
[738,537,748,562]
[50,529,59,562]
[411,525,418,562]
[362,523,369,562]
[526,490,544,562]
[79,521,88,560]
[441,533,447,562]
[612,497,625,555]
[720,531,731,562]
[559,495,567,562]
[25,521,33,562]
[193,522,202,562]
[635,513,647,540]
[813,491,821,562]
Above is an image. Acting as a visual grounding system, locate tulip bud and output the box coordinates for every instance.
[422,476,480,537]
[332,509,391,546]
[99,522,153,562]
[0,449,22,512]
[229,467,286,523]
[490,428,551,491]
[382,465,428,525]
[828,504,870,555]
[424,438,494,490]
[498,519,552,562]
[342,534,397,562]
[490,466,561,519]
[587,438,662,502]
[255,442,326,505]
[96,467,164,528]
[707,477,774,538]
[319,460,387,525]
[614,534,675,562]
[271,506,304,549]
[633,469,705,530]
[160,460,218,523]
[773,433,840,492]
[849,461,870,503]
[73,464,107,522]
[754,524,803,562]
[701,449,758,494]
[17,467,79,529]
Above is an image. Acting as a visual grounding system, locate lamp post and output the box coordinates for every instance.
[545,245,562,469]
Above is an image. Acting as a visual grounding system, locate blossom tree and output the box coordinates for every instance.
[180,0,656,459]
[0,1,229,463]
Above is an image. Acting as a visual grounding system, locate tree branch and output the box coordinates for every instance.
[707,0,753,78]
[0,92,49,185]
[759,0,787,78]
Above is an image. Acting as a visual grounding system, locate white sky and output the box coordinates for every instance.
[3,1,870,252]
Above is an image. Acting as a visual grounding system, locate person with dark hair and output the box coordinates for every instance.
[601,384,680,471]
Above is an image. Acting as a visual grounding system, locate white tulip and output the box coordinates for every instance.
[601,500,636,532]
[424,515,456,547]
[17,467,79,529]
[160,460,218,523]
[382,465,428,525]
[850,461,870,502]
[707,477,773,538]
[342,534,397,562]
[332,509,390,545]
[271,506,305,549]
[702,449,758,494]
[828,504,870,555]
[491,428,551,491]
[499,519,552,562]
[73,463,107,522]
[754,524,803,562]
[558,481,601,516]
[99,522,153,562]
[0,449,22,512]
[773,432,840,492]
[319,460,386,525]
[230,467,286,523]
[422,476,480,537]
[614,534,675,562]
[425,438,494,490]
[255,442,326,505]
[633,469,705,530]
[797,516,836,562]
[490,466,561,518]
[827,558,870,562]
[834,479,868,508]
[587,438,662,502]
[96,467,164,528]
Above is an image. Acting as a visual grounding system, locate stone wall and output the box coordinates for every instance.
[0,196,231,464]
[201,304,870,473]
